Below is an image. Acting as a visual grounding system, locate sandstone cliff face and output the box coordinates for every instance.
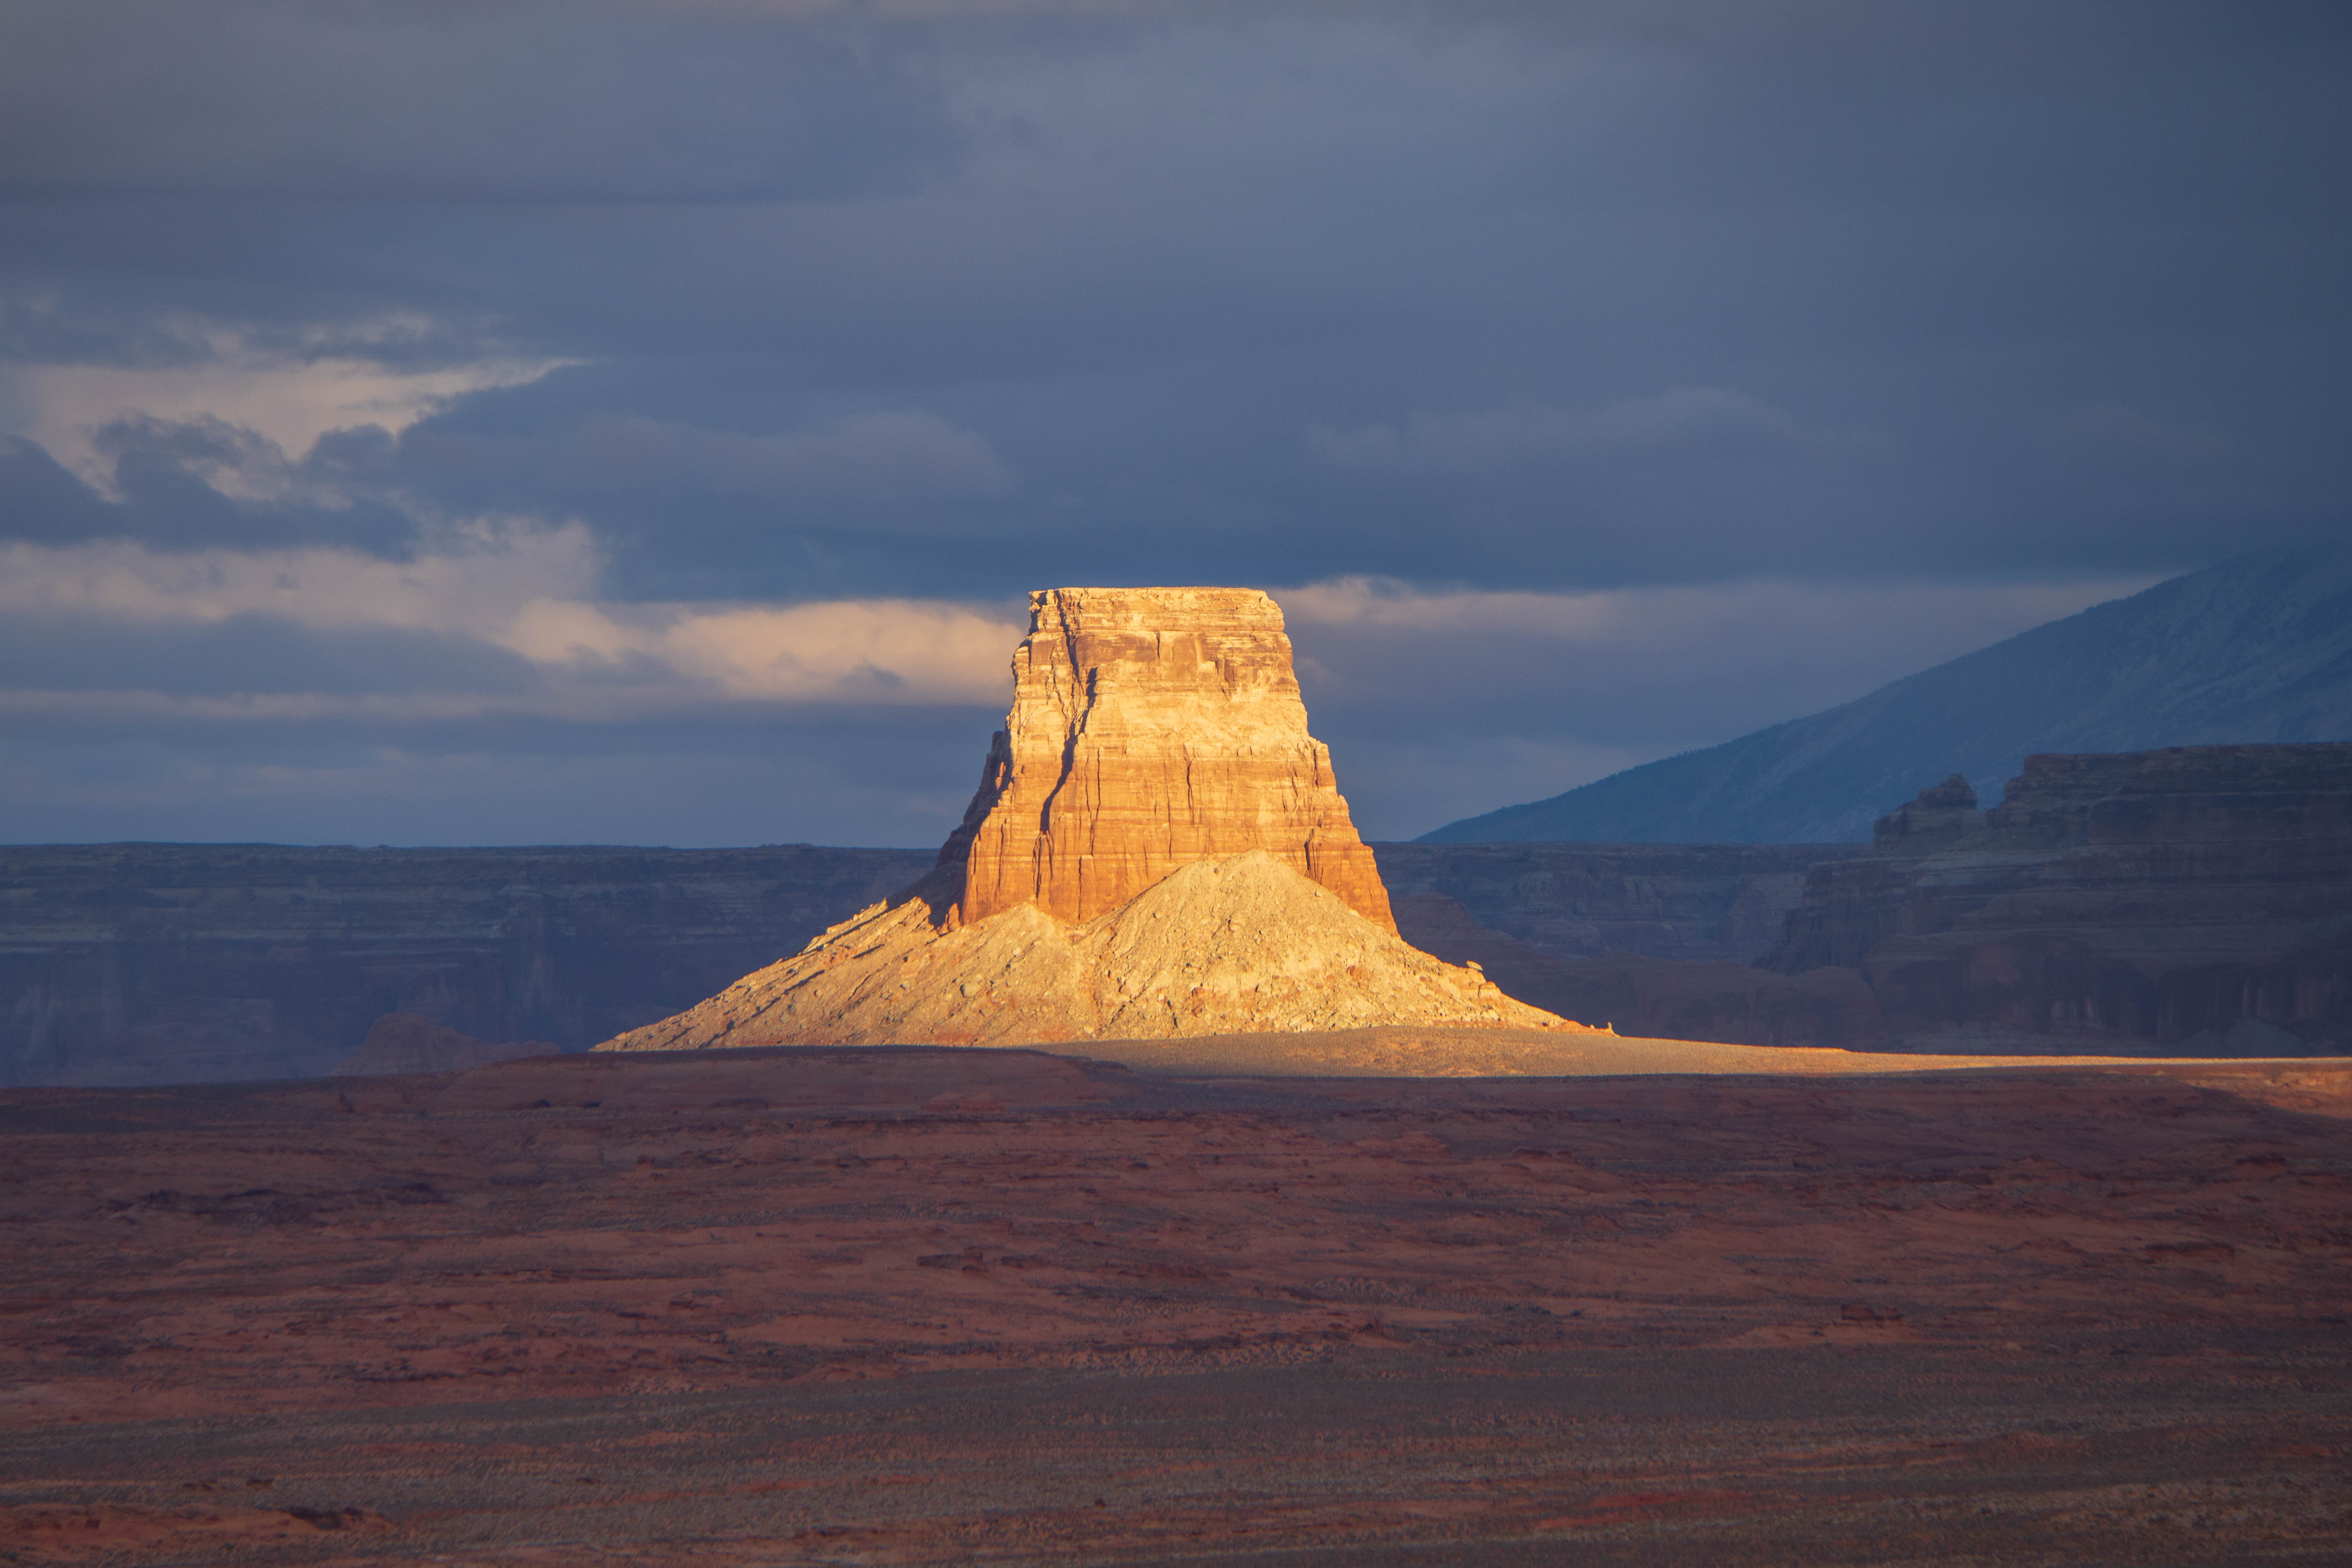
[942,587,1394,931]
[1762,744,2352,1054]
[598,851,1563,1051]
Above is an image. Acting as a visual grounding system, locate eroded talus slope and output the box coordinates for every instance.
[597,851,1567,1050]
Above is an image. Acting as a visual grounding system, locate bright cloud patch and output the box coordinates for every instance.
[0,530,1022,717]
[503,595,1021,704]
[1,316,569,496]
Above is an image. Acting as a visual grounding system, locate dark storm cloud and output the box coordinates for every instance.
[0,609,549,698]
[0,423,424,555]
[3,0,2349,843]
[0,0,957,206]
[203,0,2337,599]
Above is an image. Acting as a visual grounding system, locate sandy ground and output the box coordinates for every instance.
[1067,1023,2275,1078]
[1,1040,2347,1564]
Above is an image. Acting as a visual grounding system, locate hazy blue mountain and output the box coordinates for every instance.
[1417,542,2352,845]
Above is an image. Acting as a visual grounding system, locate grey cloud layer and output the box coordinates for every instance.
[9,1,2347,588]
[1,0,2347,843]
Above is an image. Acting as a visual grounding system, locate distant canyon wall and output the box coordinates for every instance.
[0,840,1833,1086]
[0,844,930,1087]
[1757,744,2352,1054]
[1389,744,2352,1056]
[1370,842,1866,965]
[11,740,2345,1087]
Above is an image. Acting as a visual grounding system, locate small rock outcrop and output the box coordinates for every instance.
[1872,774,1984,852]
[600,587,1569,1052]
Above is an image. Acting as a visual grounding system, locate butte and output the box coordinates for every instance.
[598,586,1571,1052]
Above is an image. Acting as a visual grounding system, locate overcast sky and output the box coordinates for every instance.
[2,0,2346,846]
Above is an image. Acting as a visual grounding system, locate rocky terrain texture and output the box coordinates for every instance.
[2,1045,2346,1564]
[599,851,1564,1051]
[944,586,1394,930]
[1424,540,2352,844]
[0,843,930,1087]
[1759,743,2352,1054]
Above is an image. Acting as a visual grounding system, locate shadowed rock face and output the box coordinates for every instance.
[1762,744,2352,1054]
[0,844,931,1087]
[942,587,1394,932]
[1390,894,1886,1049]
[1374,841,1866,963]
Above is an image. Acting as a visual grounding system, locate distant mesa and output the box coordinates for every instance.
[599,587,1569,1052]
[1761,742,2352,1055]
[1386,742,2352,1058]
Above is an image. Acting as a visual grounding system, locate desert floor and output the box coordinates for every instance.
[3,1040,2348,1564]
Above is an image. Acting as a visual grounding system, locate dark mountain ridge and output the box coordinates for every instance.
[1419,541,2352,845]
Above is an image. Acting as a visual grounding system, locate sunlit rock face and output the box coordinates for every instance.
[939,586,1396,932]
[596,588,1569,1051]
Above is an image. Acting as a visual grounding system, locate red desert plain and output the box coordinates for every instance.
[3,1035,2348,1565]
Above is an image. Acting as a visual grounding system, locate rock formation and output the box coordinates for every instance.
[601,588,1564,1052]
[1870,773,1984,853]
[942,586,1394,930]
[1761,743,2352,1054]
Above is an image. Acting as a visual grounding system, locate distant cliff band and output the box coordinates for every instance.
[3,741,2346,1084]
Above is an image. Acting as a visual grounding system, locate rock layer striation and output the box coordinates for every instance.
[1762,743,2352,1052]
[942,586,1394,931]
